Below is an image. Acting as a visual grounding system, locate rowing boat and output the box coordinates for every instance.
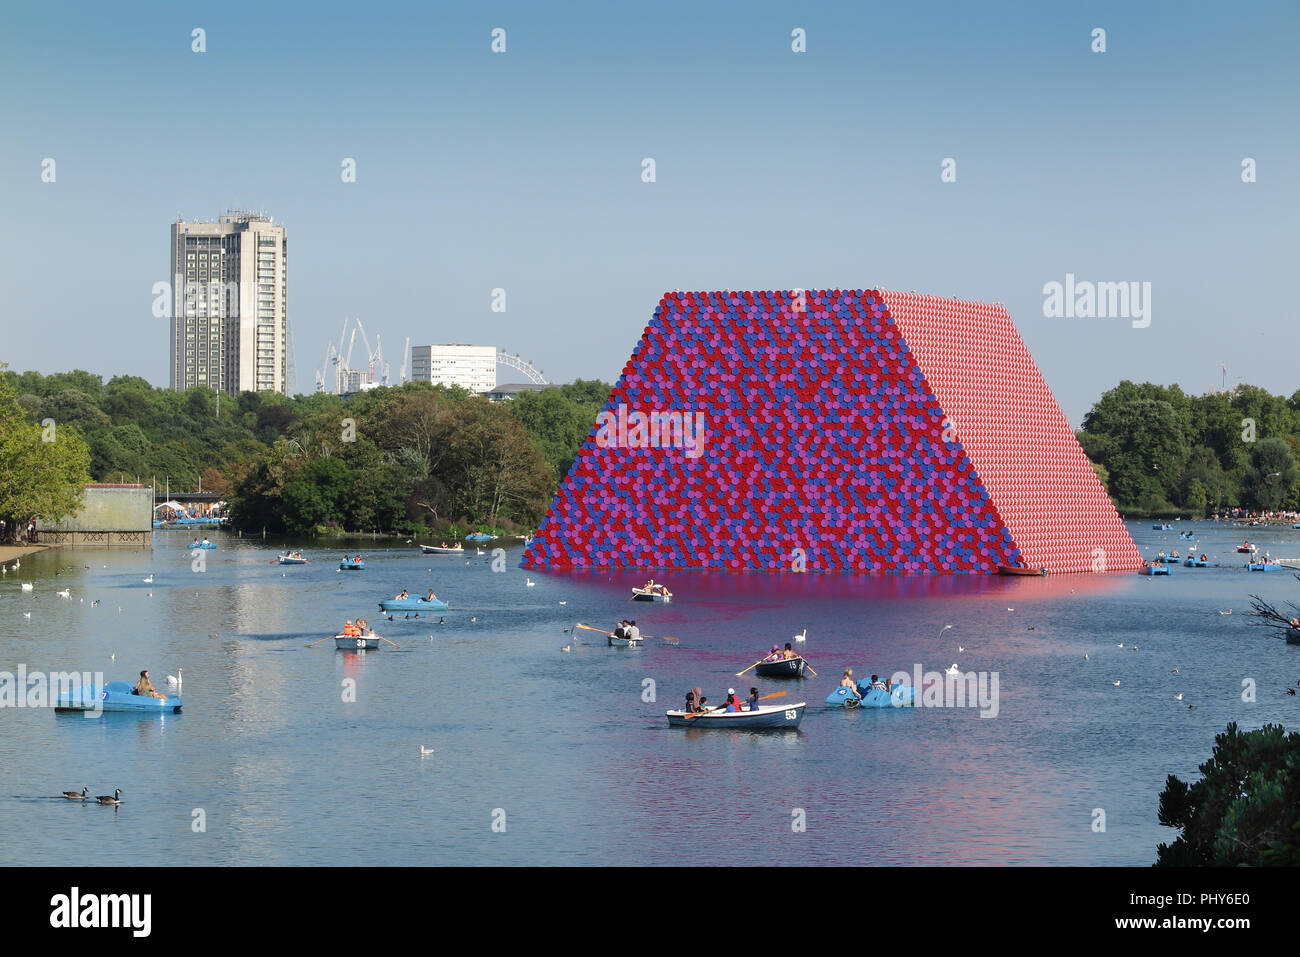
[55,681,182,715]
[335,634,381,650]
[339,560,365,570]
[279,555,308,565]
[378,596,449,612]
[666,702,805,729]
[996,565,1047,577]
[632,587,672,602]
[1237,544,1257,553]
[420,544,463,554]
[824,684,915,709]
[608,632,643,647]
[754,656,807,678]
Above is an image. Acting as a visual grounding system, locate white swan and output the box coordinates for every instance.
[794,628,807,642]
[419,746,435,756]
[20,583,32,592]
[945,663,960,675]
[56,588,71,599]
[166,669,182,687]
[526,578,535,587]
[142,575,153,584]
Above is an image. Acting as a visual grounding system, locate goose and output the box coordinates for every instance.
[20,583,32,592]
[794,628,807,643]
[166,669,182,687]
[944,663,960,675]
[62,787,89,801]
[1174,693,1183,701]
[1187,704,1197,710]
[419,746,435,756]
[96,789,122,805]
[1287,688,1296,696]
[526,578,535,587]
[142,575,153,584]
[56,588,71,599]
[1171,667,1179,674]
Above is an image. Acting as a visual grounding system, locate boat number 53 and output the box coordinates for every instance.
[784,709,797,720]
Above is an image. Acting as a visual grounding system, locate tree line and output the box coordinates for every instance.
[1076,381,1300,516]
[0,367,609,537]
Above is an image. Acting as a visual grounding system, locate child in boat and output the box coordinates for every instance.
[723,689,741,712]
[746,687,761,710]
[684,690,701,713]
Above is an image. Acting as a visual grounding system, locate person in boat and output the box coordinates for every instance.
[840,669,862,700]
[395,589,408,600]
[613,620,629,640]
[424,589,437,602]
[627,620,641,643]
[763,644,781,662]
[868,674,886,690]
[723,689,741,713]
[354,555,363,563]
[697,695,709,712]
[191,539,201,548]
[342,620,359,637]
[1200,553,1208,562]
[133,670,165,699]
[746,687,761,711]
[684,690,701,713]
[782,642,797,660]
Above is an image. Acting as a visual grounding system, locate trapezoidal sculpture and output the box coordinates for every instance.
[523,289,1140,575]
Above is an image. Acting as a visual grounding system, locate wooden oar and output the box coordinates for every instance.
[736,658,765,677]
[305,634,337,648]
[644,633,678,645]
[684,690,785,718]
[376,635,401,649]
[803,661,818,677]
[574,623,611,635]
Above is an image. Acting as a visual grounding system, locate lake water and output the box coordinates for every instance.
[2,521,1298,866]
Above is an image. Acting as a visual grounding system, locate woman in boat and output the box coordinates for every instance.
[1200,553,1208,562]
[763,644,781,662]
[133,670,165,699]
[424,589,437,602]
[395,589,408,600]
[684,689,701,713]
[746,687,761,711]
[840,669,862,700]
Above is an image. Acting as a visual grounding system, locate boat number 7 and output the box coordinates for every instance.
[784,709,797,720]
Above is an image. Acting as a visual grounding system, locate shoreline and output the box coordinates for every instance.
[0,544,57,563]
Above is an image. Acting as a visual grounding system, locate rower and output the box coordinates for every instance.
[627,620,641,643]
[782,642,796,660]
[764,644,780,661]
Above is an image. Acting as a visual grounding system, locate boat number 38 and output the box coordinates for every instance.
[784,709,797,720]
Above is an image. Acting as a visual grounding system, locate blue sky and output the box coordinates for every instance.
[2,0,1296,423]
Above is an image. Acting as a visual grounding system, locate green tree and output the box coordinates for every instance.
[282,456,355,532]
[0,368,92,528]
[1242,437,1298,511]
[1156,722,1300,866]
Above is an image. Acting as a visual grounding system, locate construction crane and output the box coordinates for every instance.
[399,336,411,383]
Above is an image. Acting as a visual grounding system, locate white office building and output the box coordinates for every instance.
[410,344,497,393]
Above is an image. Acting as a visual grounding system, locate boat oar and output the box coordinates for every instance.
[736,658,765,677]
[574,623,611,635]
[305,634,337,648]
[377,635,401,649]
[802,660,818,677]
[645,633,678,645]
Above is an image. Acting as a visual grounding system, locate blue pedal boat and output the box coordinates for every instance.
[378,596,449,612]
[824,683,915,709]
[1182,557,1208,567]
[189,542,217,550]
[55,681,182,715]
[1140,564,1171,576]
[339,560,365,570]
[464,532,493,542]
[1248,562,1283,572]
[1152,523,1172,530]
[666,702,806,729]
